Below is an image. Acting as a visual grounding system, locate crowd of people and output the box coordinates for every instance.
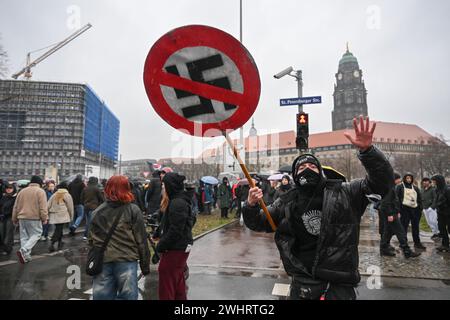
[0,116,449,301]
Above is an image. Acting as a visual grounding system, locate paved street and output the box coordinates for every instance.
[0,215,449,300]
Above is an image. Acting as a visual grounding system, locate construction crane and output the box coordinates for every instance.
[12,23,92,80]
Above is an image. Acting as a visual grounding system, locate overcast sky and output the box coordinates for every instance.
[1,0,449,160]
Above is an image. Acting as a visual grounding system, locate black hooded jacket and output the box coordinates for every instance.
[68,176,85,206]
[395,173,422,211]
[432,175,450,215]
[146,174,162,215]
[0,185,17,220]
[242,146,393,285]
[156,173,196,253]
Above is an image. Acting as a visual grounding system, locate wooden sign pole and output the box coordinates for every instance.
[223,132,277,231]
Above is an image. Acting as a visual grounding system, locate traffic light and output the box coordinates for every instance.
[296,112,309,150]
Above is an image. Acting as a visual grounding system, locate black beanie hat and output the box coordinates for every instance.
[30,175,43,185]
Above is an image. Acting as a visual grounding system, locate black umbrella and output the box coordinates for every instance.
[279,165,292,174]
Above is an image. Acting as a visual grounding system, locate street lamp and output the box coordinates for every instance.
[274,66,303,113]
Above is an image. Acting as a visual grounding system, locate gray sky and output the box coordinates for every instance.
[1,0,449,160]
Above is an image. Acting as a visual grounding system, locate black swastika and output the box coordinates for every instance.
[165,54,237,119]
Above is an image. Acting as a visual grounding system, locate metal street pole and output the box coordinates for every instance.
[239,0,244,167]
[296,70,303,113]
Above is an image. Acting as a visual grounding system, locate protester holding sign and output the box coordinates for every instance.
[243,116,394,300]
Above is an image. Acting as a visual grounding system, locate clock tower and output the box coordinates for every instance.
[332,44,368,131]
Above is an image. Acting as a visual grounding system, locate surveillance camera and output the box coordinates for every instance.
[273,66,294,79]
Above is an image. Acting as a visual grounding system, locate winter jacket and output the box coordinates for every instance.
[47,189,74,224]
[379,187,400,218]
[156,173,195,253]
[89,201,150,275]
[395,174,423,211]
[218,183,232,209]
[68,179,85,206]
[432,175,450,216]
[12,183,48,222]
[242,146,393,285]
[146,177,162,215]
[81,183,104,210]
[156,192,195,253]
[0,190,17,220]
[274,184,293,201]
[421,186,436,210]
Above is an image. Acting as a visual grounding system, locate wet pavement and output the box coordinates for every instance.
[0,214,449,300]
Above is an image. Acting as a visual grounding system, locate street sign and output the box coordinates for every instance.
[280,96,321,106]
[143,25,261,137]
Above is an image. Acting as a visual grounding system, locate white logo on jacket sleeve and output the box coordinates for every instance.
[301,210,322,236]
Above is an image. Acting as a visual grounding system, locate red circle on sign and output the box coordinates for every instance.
[143,25,261,137]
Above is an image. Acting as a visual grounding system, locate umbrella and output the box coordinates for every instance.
[238,178,256,186]
[201,176,219,185]
[218,172,239,185]
[279,165,292,173]
[268,173,284,181]
[17,179,30,186]
[62,174,87,184]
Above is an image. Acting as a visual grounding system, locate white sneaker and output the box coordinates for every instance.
[83,237,88,241]
[40,236,46,241]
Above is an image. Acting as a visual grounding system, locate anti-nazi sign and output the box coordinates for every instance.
[143,25,261,137]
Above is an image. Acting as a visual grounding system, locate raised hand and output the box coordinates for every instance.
[343,115,376,152]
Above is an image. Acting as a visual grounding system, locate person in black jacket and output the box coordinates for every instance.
[431,175,450,252]
[146,171,162,217]
[379,173,420,258]
[155,172,195,300]
[80,177,104,241]
[0,183,17,255]
[274,175,293,201]
[243,116,393,300]
[396,173,425,250]
[69,174,86,236]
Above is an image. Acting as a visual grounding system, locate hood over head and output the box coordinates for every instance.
[431,174,446,191]
[162,172,186,199]
[88,176,98,186]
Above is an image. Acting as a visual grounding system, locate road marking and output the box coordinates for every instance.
[0,260,17,267]
[272,283,290,297]
[84,288,93,295]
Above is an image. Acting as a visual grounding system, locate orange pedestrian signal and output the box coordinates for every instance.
[297,113,308,124]
[296,113,309,150]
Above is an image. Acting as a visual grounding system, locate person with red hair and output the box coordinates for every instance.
[88,175,150,300]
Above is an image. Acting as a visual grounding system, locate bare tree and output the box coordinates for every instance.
[0,34,9,79]
[420,134,450,178]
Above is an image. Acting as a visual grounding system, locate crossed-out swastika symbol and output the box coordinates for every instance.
[165,54,237,119]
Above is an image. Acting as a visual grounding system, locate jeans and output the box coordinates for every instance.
[71,205,85,230]
[42,223,50,237]
[93,261,138,300]
[83,208,93,237]
[0,217,14,253]
[400,207,422,245]
[19,220,43,260]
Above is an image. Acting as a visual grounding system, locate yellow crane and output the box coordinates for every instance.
[12,23,92,80]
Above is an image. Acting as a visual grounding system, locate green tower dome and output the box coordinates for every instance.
[339,43,358,66]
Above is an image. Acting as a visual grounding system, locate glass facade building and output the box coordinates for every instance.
[0,79,120,181]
